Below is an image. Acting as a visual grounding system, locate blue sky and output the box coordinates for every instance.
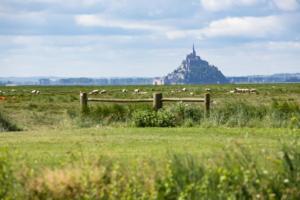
[0,0,300,77]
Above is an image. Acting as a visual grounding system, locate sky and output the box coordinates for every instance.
[0,0,300,77]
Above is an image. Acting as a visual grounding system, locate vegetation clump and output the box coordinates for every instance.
[1,143,300,199]
[0,111,21,132]
[0,150,17,199]
[132,110,176,127]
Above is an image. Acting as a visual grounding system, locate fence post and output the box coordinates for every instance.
[205,93,210,117]
[153,93,163,110]
[80,92,88,113]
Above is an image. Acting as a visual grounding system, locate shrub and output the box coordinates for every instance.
[271,100,300,119]
[132,110,158,127]
[156,110,176,127]
[0,111,21,132]
[168,103,204,125]
[132,110,176,127]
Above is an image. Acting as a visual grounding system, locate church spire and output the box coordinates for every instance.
[192,44,196,56]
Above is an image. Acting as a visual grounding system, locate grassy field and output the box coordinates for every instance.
[1,83,300,130]
[0,84,300,199]
[1,127,298,167]
[1,127,300,199]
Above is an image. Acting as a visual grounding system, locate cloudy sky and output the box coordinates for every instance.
[0,0,300,77]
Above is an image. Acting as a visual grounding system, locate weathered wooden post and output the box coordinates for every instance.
[80,92,88,113]
[205,93,210,117]
[153,93,163,110]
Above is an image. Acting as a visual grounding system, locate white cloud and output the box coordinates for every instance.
[75,14,170,32]
[273,0,299,11]
[200,15,283,38]
[0,11,47,24]
[166,15,284,39]
[20,0,106,6]
[201,0,258,11]
[201,0,299,11]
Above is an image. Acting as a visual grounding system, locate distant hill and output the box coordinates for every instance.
[227,73,300,84]
[162,45,228,85]
[0,77,153,86]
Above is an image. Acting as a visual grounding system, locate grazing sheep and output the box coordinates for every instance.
[89,90,99,95]
[234,88,250,93]
[205,88,211,92]
[250,89,257,94]
[229,90,235,94]
[182,88,187,92]
[190,92,194,96]
[134,89,140,93]
[31,90,40,95]
[122,89,128,93]
[100,90,107,94]
[231,88,257,94]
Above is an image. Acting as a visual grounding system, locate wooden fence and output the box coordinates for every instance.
[80,92,211,116]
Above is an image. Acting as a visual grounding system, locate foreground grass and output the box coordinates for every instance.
[1,127,299,167]
[1,127,300,199]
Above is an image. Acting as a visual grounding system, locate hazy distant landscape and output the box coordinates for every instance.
[1,73,300,86]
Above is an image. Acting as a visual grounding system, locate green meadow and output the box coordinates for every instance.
[1,84,300,199]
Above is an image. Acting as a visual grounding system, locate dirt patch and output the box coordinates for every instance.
[0,96,6,101]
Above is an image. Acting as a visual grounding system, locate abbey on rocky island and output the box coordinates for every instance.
[159,45,228,85]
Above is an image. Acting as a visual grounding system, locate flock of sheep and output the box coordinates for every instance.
[229,88,258,94]
[0,89,40,95]
[0,87,258,97]
[88,89,148,95]
[86,87,257,96]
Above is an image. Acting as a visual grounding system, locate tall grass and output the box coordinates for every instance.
[0,149,17,200]
[70,100,300,128]
[0,111,21,132]
[1,142,300,199]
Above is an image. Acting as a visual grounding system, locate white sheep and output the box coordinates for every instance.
[89,90,99,95]
[134,89,140,93]
[31,90,40,95]
[182,88,187,92]
[234,88,249,93]
[122,89,128,93]
[250,88,257,94]
[205,88,211,92]
[100,90,107,94]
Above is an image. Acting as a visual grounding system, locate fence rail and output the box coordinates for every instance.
[80,92,211,116]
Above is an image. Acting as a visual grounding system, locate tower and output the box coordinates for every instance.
[192,44,196,57]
